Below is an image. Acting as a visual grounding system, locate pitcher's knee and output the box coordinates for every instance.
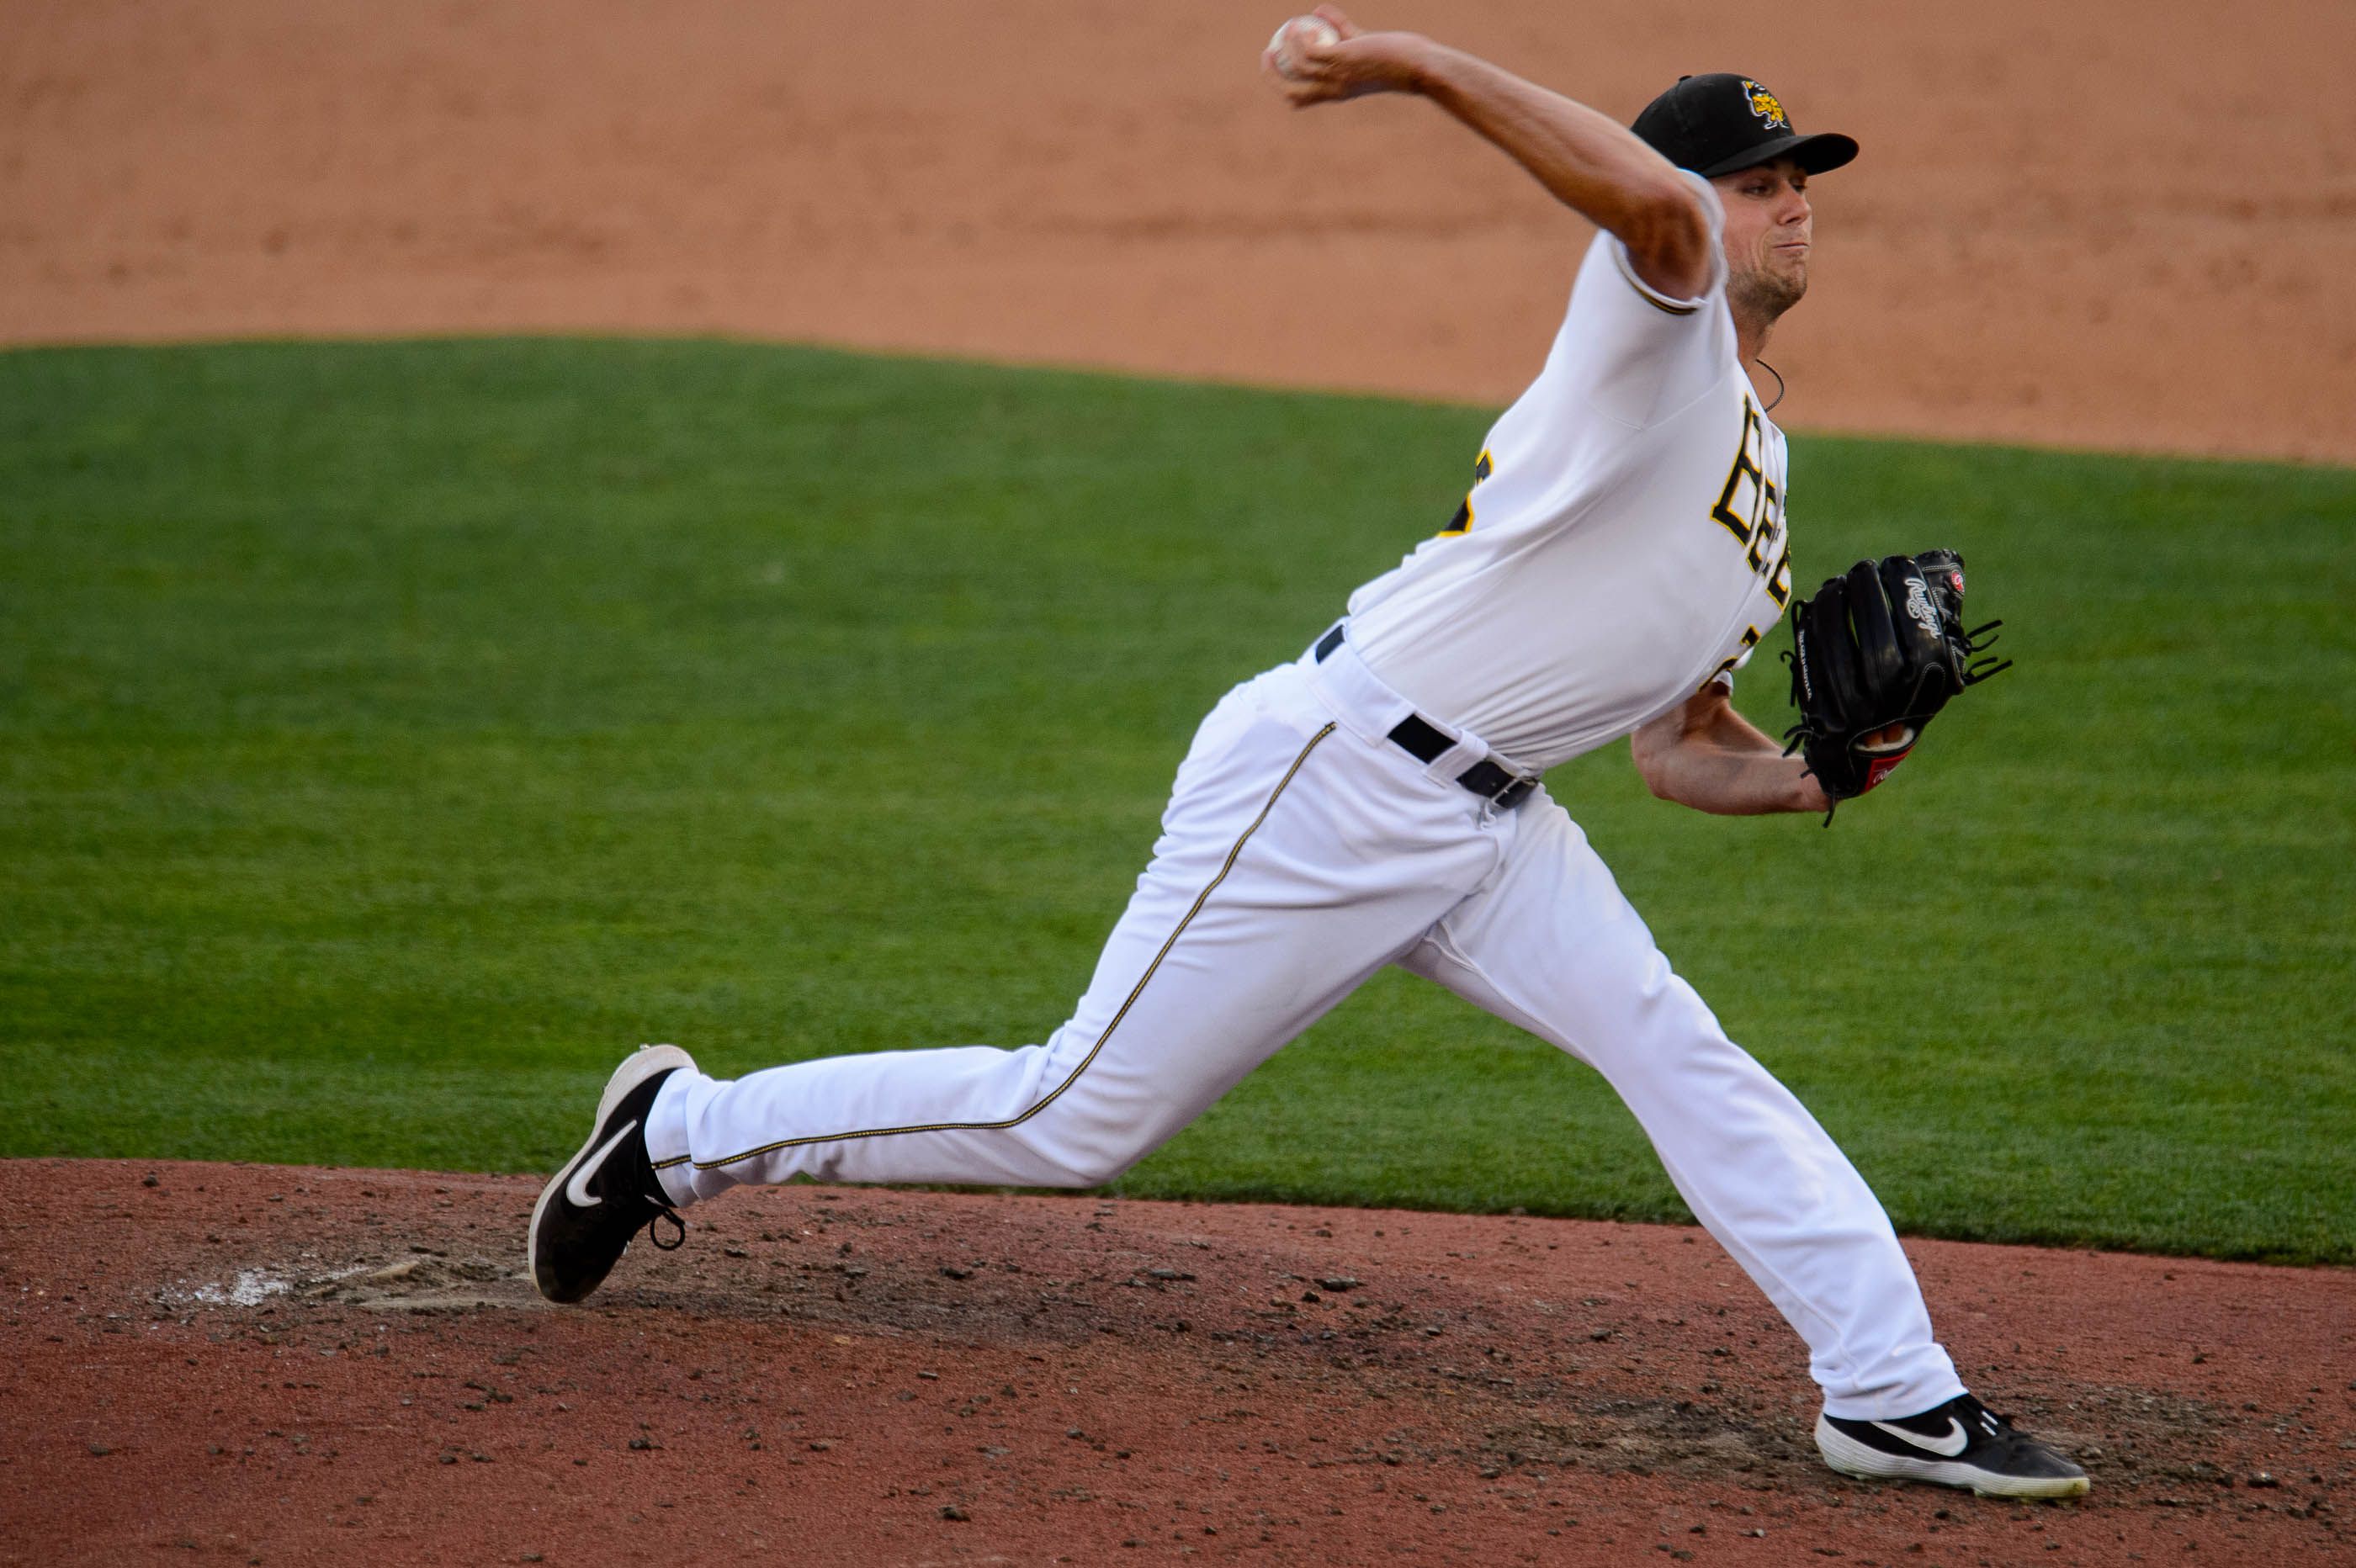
[995,1069,1176,1187]
[1008,1104,1160,1187]
[1041,1141,1149,1189]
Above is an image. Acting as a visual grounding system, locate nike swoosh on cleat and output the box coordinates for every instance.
[1870,1417,1970,1457]
[565,1120,639,1209]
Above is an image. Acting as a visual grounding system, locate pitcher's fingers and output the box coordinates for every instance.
[1310,4,1363,40]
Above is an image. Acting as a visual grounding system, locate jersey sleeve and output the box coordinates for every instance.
[1706,631,1762,695]
[1547,171,1737,431]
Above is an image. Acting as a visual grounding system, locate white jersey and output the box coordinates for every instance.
[1344,172,1794,774]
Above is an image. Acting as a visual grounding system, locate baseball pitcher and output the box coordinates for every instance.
[529,8,2074,1501]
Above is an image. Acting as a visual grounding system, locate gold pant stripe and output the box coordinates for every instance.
[686,722,1340,1173]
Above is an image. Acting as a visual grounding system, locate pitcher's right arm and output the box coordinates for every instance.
[1262,6,1711,298]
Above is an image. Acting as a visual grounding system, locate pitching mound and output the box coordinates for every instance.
[3,1160,2347,1565]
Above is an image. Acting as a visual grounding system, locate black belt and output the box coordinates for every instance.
[1313,624,1540,810]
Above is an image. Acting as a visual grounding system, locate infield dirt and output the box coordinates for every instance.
[5,1162,2349,1565]
[4,0,2353,463]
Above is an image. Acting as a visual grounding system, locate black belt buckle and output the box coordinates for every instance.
[1457,756,1538,809]
[1319,622,1538,811]
[1389,718,1538,809]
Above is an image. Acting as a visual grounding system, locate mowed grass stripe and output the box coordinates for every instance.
[1,339,2348,1263]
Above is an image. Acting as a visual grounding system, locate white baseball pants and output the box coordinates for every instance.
[645,638,1966,1419]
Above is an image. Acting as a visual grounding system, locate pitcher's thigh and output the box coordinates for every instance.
[1032,711,1483,1168]
[767,702,1480,1190]
[1398,801,1709,1067]
[1402,802,1835,1154]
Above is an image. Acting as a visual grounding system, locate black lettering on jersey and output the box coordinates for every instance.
[1438,447,1496,537]
[1710,399,1764,545]
[1764,540,1792,606]
[1700,625,1764,693]
[1746,475,1781,571]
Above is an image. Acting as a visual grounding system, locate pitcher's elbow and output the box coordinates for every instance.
[1621,181,1711,298]
[1628,733,1677,801]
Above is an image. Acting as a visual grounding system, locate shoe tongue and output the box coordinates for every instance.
[623,1073,678,1204]
[1897,1395,1977,1436]
[1945,1395,2010,1438]
[624,1128,659,1201]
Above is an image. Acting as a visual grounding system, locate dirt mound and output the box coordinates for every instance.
[294,1253,524,1311]
[3,1160,2348,1565]
[4,0,2353,464]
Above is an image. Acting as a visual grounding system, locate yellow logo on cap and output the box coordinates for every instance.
[1743,80,1789,130]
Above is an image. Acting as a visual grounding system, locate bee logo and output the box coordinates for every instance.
[1743,80,1790,131]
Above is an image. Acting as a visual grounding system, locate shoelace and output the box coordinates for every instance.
[1957,1397,2010,1440]
[645,1205,686,1252]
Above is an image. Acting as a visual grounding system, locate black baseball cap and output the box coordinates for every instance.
[1631,74,1858,178]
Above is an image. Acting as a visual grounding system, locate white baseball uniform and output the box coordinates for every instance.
[643,172,1966,1421]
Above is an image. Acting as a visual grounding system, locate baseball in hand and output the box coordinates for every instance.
[1266,14,1340,80]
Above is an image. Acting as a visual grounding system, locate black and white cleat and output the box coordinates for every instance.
[1817,1392,2089,1500]
[528,1043,695,1304]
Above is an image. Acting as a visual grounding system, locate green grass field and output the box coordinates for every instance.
[3,339,2349,1263]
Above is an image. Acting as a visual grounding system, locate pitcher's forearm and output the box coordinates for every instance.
[1648,744,1827,816]
[1632,691,1833,815]
[1404,43,1710,289]
[1270,19,1711,292]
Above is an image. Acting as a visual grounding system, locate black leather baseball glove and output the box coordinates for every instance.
[1783,548,2010,817]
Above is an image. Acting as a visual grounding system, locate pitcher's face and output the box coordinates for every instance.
[1713,156,1813,320]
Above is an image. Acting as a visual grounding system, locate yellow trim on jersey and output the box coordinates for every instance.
[1612,244,1704,316]
[682,723,1341,1173]
[1439,448,1494,537]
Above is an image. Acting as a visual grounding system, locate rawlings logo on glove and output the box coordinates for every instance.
[1903,578,1939,638]
[1782,548,2011,821]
